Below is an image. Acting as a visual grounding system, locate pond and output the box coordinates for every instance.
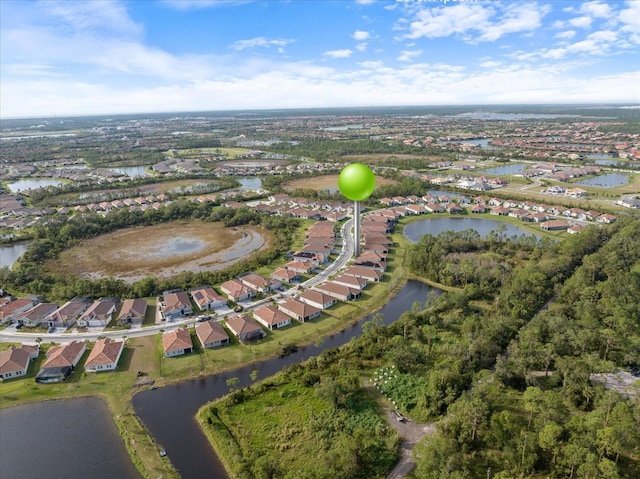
[0,397,141,479]
[0,242,30,269]
[6,179,65,192]
[404,217,538,243]
[480,163,527,175]
[575,173,629,188]
[438,138,498,150]
[0,280,438,479]
[237,177,262,191]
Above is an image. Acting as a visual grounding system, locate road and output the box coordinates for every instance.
[0,217,357,344]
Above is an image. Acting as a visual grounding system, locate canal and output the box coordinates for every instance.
[132,279,437,479]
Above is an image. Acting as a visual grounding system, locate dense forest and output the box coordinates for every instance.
[0,203,300,301]
[200,217,640,479]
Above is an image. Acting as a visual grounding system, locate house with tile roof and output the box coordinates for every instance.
[0,344,39,380]
[45,298,91,328]
[77,298,119,327]
[253,305,292,330]
[220,279,256,302]
[225,314,266,342]
[314,281,362,302]
[271,267,300,283]
[189,286,227,310]
[162,329,193,357]
[36,340,87,383]
[14,303,59,328]
[299,290,336,310]
[278,298,321,322]
[195,321,229,349]
[0,298,35,324]
[117,298,148,326]
[85,338,124,372]
[239,273,279,293]
[161,291,193,321]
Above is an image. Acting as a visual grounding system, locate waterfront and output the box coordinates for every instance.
[6,179,65,193]
[0,397,141,479]
[403,217,538,243]
[0,242,30,269]
[132,280,437,479]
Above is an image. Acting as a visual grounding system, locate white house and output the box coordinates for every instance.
[195,321,229,349]
[84,338,124,372]
[0,344,39,380]
[162,329,193,357]
[253,305,292,330]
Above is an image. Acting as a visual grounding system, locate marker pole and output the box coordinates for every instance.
[353,200,360,258]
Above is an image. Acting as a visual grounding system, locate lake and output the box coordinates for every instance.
[404,217,537,243]
[439,138,497,149]
[575,173,629,188]
[6,179,64,192]
[480,163,527,175]
[0,242,30,269]
[237,177,263,191]
[0,280,436,479]
[0,397,141,479]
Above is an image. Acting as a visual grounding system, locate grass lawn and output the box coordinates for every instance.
[0,336,178,478]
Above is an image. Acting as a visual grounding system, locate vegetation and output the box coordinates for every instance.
[198,370,399,479]
[200,217,640,479]
[0,204,300,301]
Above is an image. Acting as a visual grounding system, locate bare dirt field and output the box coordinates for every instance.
[49,221,272,283]
[285,174,398,193]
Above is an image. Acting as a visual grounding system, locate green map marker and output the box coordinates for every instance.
[338,163,375,258]
[338,163,376,201]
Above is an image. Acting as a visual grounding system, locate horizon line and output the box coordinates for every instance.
[2,102,640,122]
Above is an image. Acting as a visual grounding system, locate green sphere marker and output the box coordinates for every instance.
[338,163,376,201]
[338,163,375,259]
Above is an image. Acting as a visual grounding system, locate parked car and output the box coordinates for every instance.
[48,326,56,333]
[15,323,23,329]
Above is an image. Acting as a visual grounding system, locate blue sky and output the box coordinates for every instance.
[1,0,639,118]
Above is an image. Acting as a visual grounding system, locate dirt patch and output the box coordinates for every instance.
[49,221,272,283]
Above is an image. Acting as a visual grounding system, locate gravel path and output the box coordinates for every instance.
[384,407,436,479]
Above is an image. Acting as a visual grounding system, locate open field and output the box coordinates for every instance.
[284,174,398,193]
[47,221,272,283]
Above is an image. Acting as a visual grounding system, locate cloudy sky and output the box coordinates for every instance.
[1,0,639,118]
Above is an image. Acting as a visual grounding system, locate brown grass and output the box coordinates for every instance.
[48,220,273,283]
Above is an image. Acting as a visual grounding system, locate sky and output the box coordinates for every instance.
[1,0,639,119]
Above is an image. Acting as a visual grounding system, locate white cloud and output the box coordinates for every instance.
[620,1,640,36]
[46,0,143,37]
[579,1,613,19]
[556,30,577,40]
[402,2,550,43]
[397,50,422,62]
[323,49,353,59]
[404,3,493,40]
[479,60,502,68]
[568,16,592,29]
[356,43,368,52]
[478,3,551,42]
[162,0,250,10]
[230,37,294,51]
[353,30,370,41]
